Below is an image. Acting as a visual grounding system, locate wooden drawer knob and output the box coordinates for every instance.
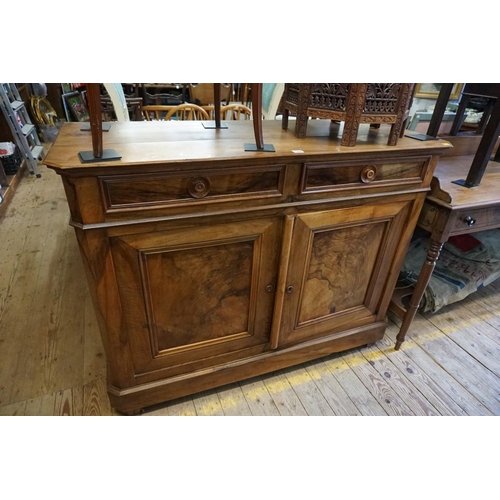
[188,177,210,198]
[360,165,377,183]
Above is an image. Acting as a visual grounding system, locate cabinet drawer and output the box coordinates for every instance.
[301,157,428,193]
[100,165,286,212]
[451,205,500,235]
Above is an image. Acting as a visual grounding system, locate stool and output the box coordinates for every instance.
[281,83,415,147]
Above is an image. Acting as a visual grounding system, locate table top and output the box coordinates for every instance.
[44,120,451,173]
[428,155,500,209]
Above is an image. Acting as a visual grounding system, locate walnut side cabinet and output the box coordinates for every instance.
[44,120,450,414]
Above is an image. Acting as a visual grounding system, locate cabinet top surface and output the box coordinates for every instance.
[44,120,451,172]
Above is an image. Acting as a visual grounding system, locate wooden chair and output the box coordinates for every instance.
[165,103,210,121]
[282,83,415,146]
[189,84,232,106]
[134,83,187,105]
[101,96,143,121]
[141,105,175,121]
[220,104,252,120]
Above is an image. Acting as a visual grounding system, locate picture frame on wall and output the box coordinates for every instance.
[63,91,90,122]
[414,83,464,100]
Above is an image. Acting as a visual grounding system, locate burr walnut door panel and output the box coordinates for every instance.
[109,217,281,377]
[277,200,412,347]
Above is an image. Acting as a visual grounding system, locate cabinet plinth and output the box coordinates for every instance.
[44,120,451,413]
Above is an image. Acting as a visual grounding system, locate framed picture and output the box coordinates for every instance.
[63,91,90,122]
[414,83,464,100]
[61,83,72,94]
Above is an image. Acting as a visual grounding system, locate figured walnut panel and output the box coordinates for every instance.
[100,166,285,211]
[144,240,253,352]
[298,222,385,324]
[109,217,281,378]
[277,199,412,347]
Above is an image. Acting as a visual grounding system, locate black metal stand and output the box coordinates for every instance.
[78,149,121,163]
[202,121,228,129]
[81,122,111,132]
[243,143,276,152]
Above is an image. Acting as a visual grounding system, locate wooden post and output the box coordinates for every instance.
[78,83,121,163]
[252,83,264,149]
[86,83,103,158]
[202,83,227,129]
[214,83,221,129]
[244,83,274,152]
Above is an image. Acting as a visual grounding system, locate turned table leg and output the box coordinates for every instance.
[395,239,444,350]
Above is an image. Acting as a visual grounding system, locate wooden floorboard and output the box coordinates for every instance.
[1,163,500,416]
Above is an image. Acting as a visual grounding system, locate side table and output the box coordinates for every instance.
[389,155,500,349]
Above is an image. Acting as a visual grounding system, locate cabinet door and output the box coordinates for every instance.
[276,200,412,346]
[109,217,281,378]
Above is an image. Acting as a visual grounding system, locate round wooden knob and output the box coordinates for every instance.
[188,177,210,198]
[360,165,377,183]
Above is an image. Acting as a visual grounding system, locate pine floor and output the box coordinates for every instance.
[1,163,500,417]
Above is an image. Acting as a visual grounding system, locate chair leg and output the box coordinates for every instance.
[341,118,359,146]
[388,83,413,145]
[294,84,312,138]
[282,107,289,130]
[294,110,308,138]
[388,123,400,146]
[341,83,366,147]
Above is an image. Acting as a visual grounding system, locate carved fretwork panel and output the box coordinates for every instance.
[364,83,402,114]
[310,83,351,111]
[110,217,281,376]
[277,199,412,346]
[287,83,300,105]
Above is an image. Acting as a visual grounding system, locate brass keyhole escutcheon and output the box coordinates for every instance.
[188,177,211,198]
[360,165,377,183]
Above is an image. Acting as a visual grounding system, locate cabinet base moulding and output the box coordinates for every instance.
[108,321,386,414]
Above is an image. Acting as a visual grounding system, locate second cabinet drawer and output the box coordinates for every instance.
[301,157,428,193]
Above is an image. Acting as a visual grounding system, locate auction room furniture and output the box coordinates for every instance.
[389,154,500,349]
[188,83,232,106]
[281,83,415,146]
[220,104,252,120]
[390,94,500,349]
[44,119,450,414]
[141,104,210,121]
